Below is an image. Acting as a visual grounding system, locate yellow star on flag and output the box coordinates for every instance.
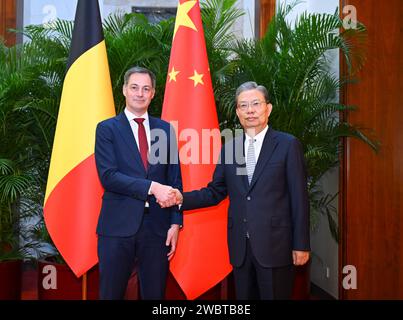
[189,70,204,87]
[173,0,198,39]
[168,66,180,82]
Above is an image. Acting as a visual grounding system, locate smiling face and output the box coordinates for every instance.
[123,72,155,116]
[235,89,272,136]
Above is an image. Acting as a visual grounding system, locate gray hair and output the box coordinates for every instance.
[124,66,156,88]
[235,81,270,104]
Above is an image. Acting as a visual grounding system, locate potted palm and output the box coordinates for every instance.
[0,41,41,299]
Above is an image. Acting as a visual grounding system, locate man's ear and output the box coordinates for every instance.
[235,106,240,119]
[267,103,273,117]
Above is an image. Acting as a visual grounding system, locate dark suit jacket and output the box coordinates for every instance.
[95,112,182,238]
[183,128,310,268]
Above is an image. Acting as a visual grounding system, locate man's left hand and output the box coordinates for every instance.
[166,224,180,261]
[292,250,310,266]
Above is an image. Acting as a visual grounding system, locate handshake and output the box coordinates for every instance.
[150,182,183,208]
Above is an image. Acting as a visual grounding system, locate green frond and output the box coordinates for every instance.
[202,0,244,49]
[0,172,32,203]
[103,11,132,36]
[0,159,14,175]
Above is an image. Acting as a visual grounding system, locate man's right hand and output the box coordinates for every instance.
[150,182,176,207]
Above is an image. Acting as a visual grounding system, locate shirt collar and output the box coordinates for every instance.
[124,108,149,123]
[245,125,269,143]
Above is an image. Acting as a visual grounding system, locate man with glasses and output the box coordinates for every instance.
[172,81,310,300]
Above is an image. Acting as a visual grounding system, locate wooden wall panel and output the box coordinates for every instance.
[340,0,403,299]
[259,0,276,37]
[0,0,16,46]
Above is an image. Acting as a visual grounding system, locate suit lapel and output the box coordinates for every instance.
[248,128,279,191]
[116,112,146,173]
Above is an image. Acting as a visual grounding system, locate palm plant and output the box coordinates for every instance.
[0,161,31,260]
[201,0,244,84]
[0,40,49,260]
[215,2,377,241]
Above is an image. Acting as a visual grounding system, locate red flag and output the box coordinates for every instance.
[43,0,115,277]
[162,0,232,299]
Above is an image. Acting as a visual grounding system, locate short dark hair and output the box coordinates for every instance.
[235,81,270,104]
[124,66,156,88]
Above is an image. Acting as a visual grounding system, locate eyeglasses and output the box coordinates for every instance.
[237,100,266,111]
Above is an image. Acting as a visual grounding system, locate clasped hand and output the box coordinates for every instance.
[150,182,183,208]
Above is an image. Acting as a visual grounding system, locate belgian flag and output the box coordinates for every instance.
[44,0,115,277]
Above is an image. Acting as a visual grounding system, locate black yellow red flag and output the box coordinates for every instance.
[44,0,115,277]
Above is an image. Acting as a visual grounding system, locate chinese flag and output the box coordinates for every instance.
[43,0,115,277]
[162,0,232,299]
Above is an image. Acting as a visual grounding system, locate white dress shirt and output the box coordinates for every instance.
[244,125,269,163]
[124,108,151,151]
[124,108,152,206]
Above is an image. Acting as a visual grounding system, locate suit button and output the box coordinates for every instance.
[247,196,251,200]
[243,218,247,223]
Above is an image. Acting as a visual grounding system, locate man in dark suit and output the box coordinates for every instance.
[95,66,182,299]
[173,81,310,300]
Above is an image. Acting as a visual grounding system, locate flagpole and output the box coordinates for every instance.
[82,272,87,300]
